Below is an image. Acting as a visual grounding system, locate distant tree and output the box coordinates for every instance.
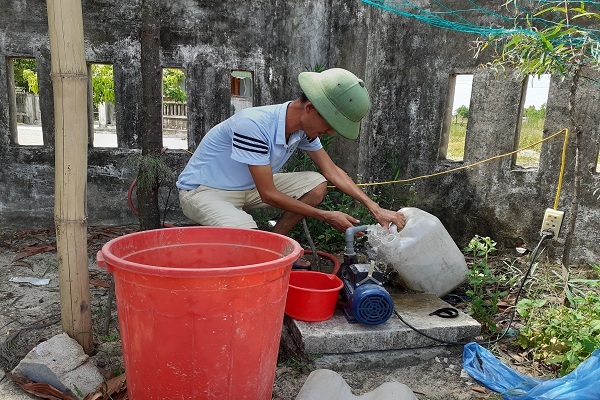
[455,105,469,120]
[91,64,115,106]
[523,104,546,124]
[22,69,39,94]
[17,61,186,109]
[162,68,186,103]
[13,59,37,91]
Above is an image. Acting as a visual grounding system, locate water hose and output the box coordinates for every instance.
[127,177,175,228]
[127,177,139,216]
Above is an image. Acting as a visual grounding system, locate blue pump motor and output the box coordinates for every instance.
[340,263,394,325]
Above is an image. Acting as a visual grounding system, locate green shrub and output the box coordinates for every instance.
[517,279,600,375]
[463,236,508,333]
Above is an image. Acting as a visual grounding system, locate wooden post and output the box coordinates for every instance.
[46,0,94,353]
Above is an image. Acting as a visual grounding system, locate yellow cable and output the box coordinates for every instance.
[328,128,569,208]
[182,128,569,210]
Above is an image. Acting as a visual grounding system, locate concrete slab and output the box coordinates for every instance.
[289,293,481,355]
[313,346,456,371]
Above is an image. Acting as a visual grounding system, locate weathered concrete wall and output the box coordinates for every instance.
[0,0,332,229]
[1,0,599,264]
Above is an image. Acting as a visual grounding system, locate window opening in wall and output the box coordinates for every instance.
[442,74,473,161]
[11,58,42,146]
[231,70,253,115]
[162,68,188,150]
[90,63,117,147]
[514,74,550,168]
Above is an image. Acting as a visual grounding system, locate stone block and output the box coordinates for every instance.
[289,293,481,355]
[11,333,104,399]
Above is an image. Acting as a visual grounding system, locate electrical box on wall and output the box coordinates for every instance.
[541,208,564,239]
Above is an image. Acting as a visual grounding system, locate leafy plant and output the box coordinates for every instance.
[517,291,600,375]
[304,64,327,73]
[515,263,600,375]
[99,332,120,343]
[127,154,175,192]
[128,153,178,229]
[473,2,600,77]
[73,384,84,398]
[463,235,508,333]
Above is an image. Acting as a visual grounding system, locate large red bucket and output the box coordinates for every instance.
[97,227,302,399]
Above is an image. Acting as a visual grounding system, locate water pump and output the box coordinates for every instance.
[339,226,394,326]
[340,261,394,325]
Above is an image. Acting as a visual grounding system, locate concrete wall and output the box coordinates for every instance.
[1,0,599,263]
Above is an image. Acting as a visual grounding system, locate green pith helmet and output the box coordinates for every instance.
[298,68,371,140]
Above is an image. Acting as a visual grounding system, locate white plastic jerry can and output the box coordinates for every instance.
[368,207,467,297]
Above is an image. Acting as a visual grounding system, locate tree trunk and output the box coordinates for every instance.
[137,0,163,230]
[46,0,94,353]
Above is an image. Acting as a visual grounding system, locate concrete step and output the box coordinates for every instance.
[287,293,481,358]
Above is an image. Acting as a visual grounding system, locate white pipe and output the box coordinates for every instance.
[344,225,370,256]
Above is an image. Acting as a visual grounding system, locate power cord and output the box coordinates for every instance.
[393,230,556,347]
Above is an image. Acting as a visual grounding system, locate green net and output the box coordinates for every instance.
[361,1,600,45]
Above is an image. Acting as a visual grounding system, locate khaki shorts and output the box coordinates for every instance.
[179,171,327,228]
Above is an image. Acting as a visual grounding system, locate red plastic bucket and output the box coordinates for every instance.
[97,227,302,400]
[285,271,343,322]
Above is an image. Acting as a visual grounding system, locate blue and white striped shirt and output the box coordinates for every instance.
[176,102,323,191]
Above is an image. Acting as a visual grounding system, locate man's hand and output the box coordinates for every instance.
[306,150,407,232]
[322,210,361,233]
[372,207,406,231]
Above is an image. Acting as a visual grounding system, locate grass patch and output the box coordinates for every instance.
[447,114,547,167]
[447,118,466,161]
[515,113,545,167]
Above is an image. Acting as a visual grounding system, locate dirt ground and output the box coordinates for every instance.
[0,226,503,400]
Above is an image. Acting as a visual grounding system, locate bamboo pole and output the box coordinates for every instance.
[46,0,94,354]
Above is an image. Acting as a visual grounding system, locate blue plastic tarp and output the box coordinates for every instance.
[463,342,600,400]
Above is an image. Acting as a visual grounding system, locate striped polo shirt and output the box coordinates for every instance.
[176,102,323,191]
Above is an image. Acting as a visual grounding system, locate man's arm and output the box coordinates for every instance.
[307,148,406,230]
[248,164,362,232]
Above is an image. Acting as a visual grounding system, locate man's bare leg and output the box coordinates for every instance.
[271,182,327,235]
